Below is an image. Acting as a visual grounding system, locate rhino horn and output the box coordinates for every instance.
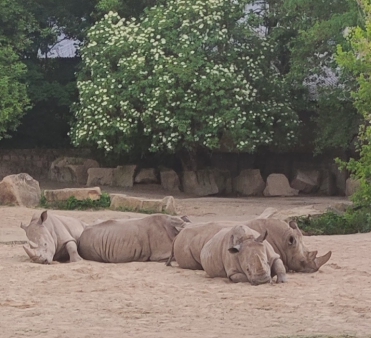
[20,222,27,230]
[23,245,36,259]
[308,250,318,261]
[29,241,38,249]
[314,251,332,270]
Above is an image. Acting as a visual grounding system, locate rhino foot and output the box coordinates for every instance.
[276,273,287,283]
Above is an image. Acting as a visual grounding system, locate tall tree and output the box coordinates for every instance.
[337,0,371,206]
[256,0,362,153]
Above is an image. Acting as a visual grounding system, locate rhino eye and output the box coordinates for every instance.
[288,236,295,245]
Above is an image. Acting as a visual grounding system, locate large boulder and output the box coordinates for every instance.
[134,168,159,184]
[87,168,114,186]
[232,169,265,196]
[160,168,180,192]
[345,177,361,197]
[263,174,299,197]
[290,169,320,193]
[257,205,323,222]
[181,170,219,196]
[112,165,137,188]
[44,187,102,202]
[49,157,99,185]
[0,173,41,207]
[110,194,177,215]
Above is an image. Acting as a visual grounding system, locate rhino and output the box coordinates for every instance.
[246,218,332,273]
[77,214,188,263]
[21,210,86,264]
[167,218,331,274]
[200,225,287,284]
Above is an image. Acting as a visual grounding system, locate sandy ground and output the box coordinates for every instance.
[1,184,371,338]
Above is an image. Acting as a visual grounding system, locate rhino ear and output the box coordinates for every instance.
[228,244,241,254]
[39,210,48,224]
[288,220,299,230]
[255,230,268,243]
[180,215,191,223]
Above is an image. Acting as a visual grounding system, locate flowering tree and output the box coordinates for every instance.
[71,0,298,169]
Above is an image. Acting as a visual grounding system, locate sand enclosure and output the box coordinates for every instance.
[1,193,371,338]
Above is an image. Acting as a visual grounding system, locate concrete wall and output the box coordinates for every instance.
[0,149,91,180]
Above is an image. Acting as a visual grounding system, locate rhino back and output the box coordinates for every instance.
[174,223,225,270]
[78,222,149,263]
[246,219,286,257]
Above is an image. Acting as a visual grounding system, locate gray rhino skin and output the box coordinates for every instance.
[245,218,332,273]
[78,214,188,263]
[166,222,225,270]
[21,211,86,264]
[200,225,286,285]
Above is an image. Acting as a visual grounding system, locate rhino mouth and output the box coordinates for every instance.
[23,245,50,264]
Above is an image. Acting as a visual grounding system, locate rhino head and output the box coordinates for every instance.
[284,221,332,273]
[21,211,55,264]
[228,226,271,285]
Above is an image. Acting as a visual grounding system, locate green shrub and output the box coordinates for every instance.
[296,207,371,235]
[40,193,111,211]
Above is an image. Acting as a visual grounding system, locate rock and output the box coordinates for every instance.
[110,194,177,215]
[49,157,99,185]
[182,170,219,196]
[44,187,102,202]
[291,169,320,193]
[161,196,177,215]
[319,170,337,196]
[257,205,323,222]
[87,168,114,186]
[327,202,353,215]
[134,168,159,184]
[263,173,299,197]
[112,165,137,188]
[213,169,233,195]
[160,168,181,192]
[141,199,163,213]
[110,194,143,211]
[345,177,361,197]
[233,169,265,196]
[0,173,41,207]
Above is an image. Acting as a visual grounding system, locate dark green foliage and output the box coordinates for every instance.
[296,207,371,235]
[40,192,111,210]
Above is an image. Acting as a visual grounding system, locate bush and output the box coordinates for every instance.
[296,207,371,235]
[40,193,111,211]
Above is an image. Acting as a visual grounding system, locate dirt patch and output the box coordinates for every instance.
[0,183,370,338]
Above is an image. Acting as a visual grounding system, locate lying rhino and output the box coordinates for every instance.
[200,225,287,285]
[78,214,188,263]
[167,218,331,274]
[21,211,86,264]
[246,218,332,273]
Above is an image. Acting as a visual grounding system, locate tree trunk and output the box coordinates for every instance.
[178,149,198,172]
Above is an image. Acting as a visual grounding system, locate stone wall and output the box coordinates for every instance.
[0,149,91,181]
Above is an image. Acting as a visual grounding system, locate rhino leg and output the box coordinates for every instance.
[272,258,287,283]
[65,241,83,262]
[228,273,249,283]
